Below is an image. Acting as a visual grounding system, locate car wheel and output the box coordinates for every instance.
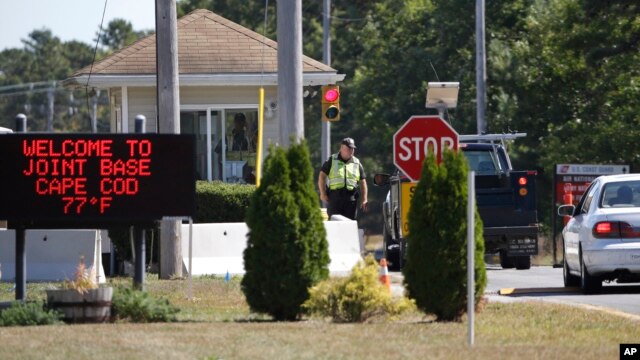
[580,250,602,294]
[499,250,515,269]
[383,226,401,272]
[563,247,580,287]
[514,256,531,270]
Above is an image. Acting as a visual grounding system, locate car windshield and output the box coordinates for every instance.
[600,181,640,208]
[464,150,501,175]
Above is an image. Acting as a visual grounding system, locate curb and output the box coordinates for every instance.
[498,287,581,295]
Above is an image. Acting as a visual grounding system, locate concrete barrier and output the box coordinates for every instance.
[181,219,362,276]
[0,229,105,282]
[181,223,249,276]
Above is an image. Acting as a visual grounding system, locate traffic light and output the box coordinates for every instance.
[321,85,340,121]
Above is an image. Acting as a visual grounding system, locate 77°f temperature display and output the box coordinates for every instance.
[0,134,195,225]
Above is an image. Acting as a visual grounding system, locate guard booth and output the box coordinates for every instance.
[62,8,344,184]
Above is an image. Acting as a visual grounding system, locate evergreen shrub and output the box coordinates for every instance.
[0,301,62,326]
[112,287,179,322]
[403,150,487,321]
[242,143,329,321]
[194,180,255,223]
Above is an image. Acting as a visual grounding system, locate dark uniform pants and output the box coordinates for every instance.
[328,189,358,220]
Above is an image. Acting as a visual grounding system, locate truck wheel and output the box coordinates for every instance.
[514,256,531,270]
[383,227,401,271]
[499,250,515,269]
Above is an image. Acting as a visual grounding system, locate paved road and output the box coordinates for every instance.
[391,265,640,316]
[486,265,640,316]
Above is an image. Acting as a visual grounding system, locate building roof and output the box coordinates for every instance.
[65,9,343,88]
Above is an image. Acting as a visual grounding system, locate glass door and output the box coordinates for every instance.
[180,110,220,181]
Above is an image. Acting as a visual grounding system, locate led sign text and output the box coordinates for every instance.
[0,135,195,225]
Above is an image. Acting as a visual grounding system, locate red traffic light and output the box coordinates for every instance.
[324,88,339,102]
[518,177,527,186]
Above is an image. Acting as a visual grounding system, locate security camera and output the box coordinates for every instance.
[268,100,278,111]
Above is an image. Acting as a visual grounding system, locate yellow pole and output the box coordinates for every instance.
[256,87,265,187]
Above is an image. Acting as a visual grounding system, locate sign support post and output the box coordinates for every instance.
[467,170,475,346]
[134,115,146,290]
[14,114,27,301]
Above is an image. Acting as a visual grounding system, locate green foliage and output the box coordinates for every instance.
[242,144,329,321]
[304,256,415,323]
[98,18,153,52]
[112,287,179,323]
[0,301,62,326]
[403,150,487,322]
[194,181,255,223]
[287,141,330,283]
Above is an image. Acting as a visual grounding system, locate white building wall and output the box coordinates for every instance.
[114,85,281,156]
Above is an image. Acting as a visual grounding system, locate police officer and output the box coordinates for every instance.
[318,137,368,220]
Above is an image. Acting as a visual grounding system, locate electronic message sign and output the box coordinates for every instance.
[0,134,195,227]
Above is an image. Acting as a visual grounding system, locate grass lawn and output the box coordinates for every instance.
[0,275,638,359]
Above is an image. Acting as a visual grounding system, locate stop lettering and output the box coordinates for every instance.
[397,136,456,161]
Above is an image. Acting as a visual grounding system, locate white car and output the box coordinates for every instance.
[558,174,640,294]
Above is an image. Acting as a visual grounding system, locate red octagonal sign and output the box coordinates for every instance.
[393,115,459,182]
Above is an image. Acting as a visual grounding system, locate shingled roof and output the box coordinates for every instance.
[65,9,343,87]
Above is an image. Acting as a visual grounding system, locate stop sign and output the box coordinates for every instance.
[393,115,459,181]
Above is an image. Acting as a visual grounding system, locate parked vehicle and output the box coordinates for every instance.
[375,133,539,271]
[558,174,640,294]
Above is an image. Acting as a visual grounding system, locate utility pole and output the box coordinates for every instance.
[476,0,487,135]
[321,0,331,161]
[156,0,182,279]
[47,82,55,132]
[277,0,304,147]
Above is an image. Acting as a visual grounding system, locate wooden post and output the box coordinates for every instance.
[277,0,304,147]
[156,0,182,279]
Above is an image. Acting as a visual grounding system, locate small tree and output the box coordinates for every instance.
[403,149,487,321]
[242,143,329,320]
[287,140,330,283]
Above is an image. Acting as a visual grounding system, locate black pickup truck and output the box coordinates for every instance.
[374,134,539,270]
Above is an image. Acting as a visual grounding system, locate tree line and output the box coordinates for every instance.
[1,0,638,232]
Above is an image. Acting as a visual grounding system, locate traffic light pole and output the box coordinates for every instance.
[321,0,331,164]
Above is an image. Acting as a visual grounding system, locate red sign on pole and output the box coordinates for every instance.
[393,115,459,182]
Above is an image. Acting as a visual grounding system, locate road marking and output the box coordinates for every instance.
[498,287,581,295]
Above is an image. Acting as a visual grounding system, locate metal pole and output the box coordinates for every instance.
[91,89,100,133]
[156,0,183,279]
[134,115,146,290]
[47,83,55,132]
[467,170,475,346]
[321,0,332,161]
[277,0,304,147]
[15,114,27,301]
[15,113,27,132]
[188,218,193,300]
[15,227,26,301]
[552,169,558,267]
[475,0,487,135]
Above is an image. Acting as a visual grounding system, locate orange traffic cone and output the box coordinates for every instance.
[379,258,391,291]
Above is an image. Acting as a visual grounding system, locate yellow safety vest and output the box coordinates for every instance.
[328,154,361,191]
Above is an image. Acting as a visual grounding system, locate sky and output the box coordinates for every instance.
[0,0,157,51]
